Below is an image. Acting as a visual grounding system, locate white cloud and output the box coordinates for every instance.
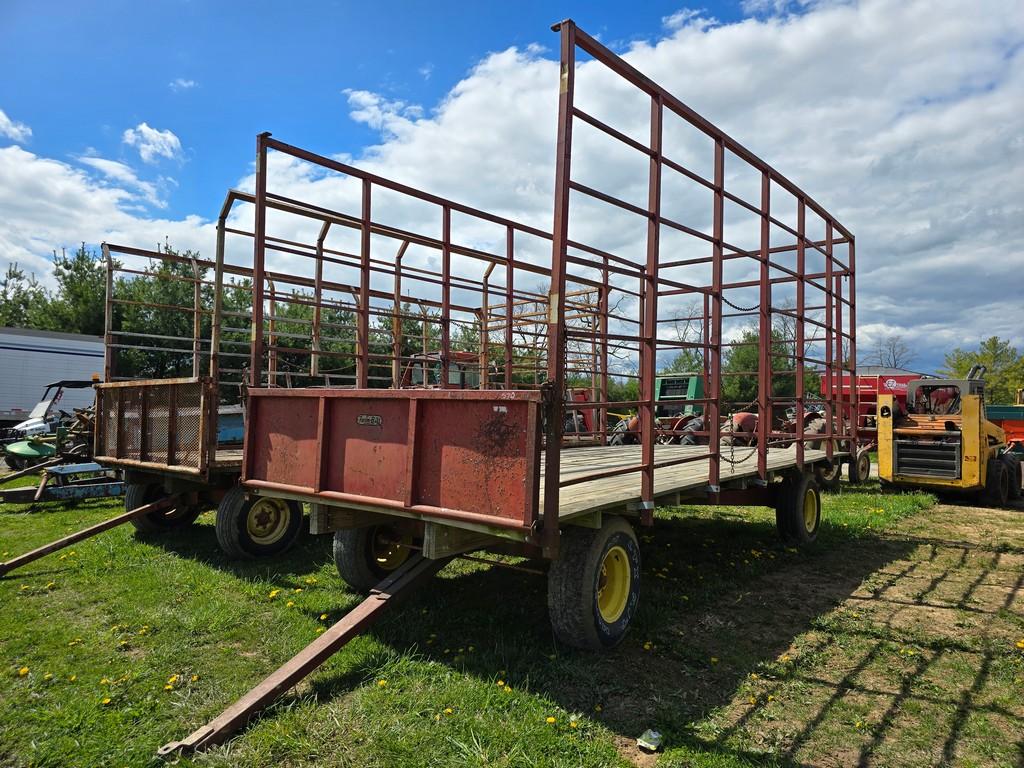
[122,122,182,163]
[418,63,434,80]
[0,108,32,143]
[169,78,198,92]
[1,0,1021,373]
[77,156,168,209]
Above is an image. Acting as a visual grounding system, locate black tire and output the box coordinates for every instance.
[848,449,872,484]
[1001,455,1022,502]
[126,483,201,534]
[983,458,1010,507]
[333,523,415,593]
[215,485,304,558]
[547,516,641,650]
[774,473,821,545]
[608,433,626,447]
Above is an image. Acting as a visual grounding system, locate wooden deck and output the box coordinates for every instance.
[547,444,834,520]
[211,448,243,470]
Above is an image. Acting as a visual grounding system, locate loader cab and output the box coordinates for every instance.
[907,379,984,416]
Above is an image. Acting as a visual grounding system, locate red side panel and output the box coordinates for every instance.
[243,389,541,530]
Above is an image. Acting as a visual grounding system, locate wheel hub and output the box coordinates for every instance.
[597,545,630,623]
[803,489,818,532]
[371,526,411,571]
[246,498,290,545]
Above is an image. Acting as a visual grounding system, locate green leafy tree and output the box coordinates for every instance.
[45,245,106,336]
[938,336,1023,404]
[0,263,49,328]
[722,327,819,407]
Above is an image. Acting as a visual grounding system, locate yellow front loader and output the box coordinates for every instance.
[877,370,1021,506]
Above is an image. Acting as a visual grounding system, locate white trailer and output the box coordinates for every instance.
[0,327,104,426]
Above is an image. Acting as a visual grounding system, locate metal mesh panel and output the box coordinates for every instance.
[146,386,170,465]
[95,380,208,472]
[175,384,203,468]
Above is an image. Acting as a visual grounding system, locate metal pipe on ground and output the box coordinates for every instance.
[158,554,450,756]
[0,495,181,576]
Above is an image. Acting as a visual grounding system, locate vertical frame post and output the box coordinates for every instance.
[795,198,806,467]
[639,93,663,524]
[102,243,114,382]
[357,178,371,388]
[848,237,858,448]
[312,221,330,378]
[757,172,771,479]
[824,221,834,459]
[708,139,725,491]
[250,133,270,388]
[543,19,576,557]
[505,226,515,389]
[441,206,452,389]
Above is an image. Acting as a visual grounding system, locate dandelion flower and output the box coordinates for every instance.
[17,667,29,677]
[304,576,318,585]
[643,641,653,651]
[100,678,110,685]
[377,679,387,687]
[319,613,328,621]
[570,721,578,729]
[748,697,756,704]
[444,707,454,715]
[315,627,325,634]
[68,675,77,682]
[293,588,303,593]
[101,697,112,705]
[268,589,281,599]
[503,685,513,693]
[164,684,174,691]
[710,657,719,664]
[546,716,556,724]
[167,674,179,685]
[1015,639,1024,649]
[43,673,53,681]
[191,675,199,682]
[45,581,56,589]
[286,601,295,608]
[594,704,602,713]
[497,680,505,687]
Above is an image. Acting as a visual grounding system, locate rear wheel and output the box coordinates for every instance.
[983,458,1010,507]
[333,523,415,593]
[774,473,821,545]
[1001,455,1021,502]
[126,483,201,534]
[215,486,304,558]
[848,449,872,484]
[548,516,641,650]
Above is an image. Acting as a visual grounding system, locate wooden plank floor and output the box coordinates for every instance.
[545,444,834,520]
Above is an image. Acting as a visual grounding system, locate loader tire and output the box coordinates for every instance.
[983,458,1010,507]
[215,485,303,558]
[126,483,201,534]
[548,516,641,651]
[333,523,415,593]
[1001,455,1022,502]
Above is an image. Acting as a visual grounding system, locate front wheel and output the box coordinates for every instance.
[1001,455,1021,502]
[333,523,415,593]
[548,516,641,650]
[983,459,1010,508]
[215,486,304,558]
[775,473,821,545]
[126,483,201,534]
[848,449,872,484]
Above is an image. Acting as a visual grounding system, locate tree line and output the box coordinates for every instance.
[2,246,1021,404]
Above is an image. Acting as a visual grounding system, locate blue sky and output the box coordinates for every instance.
[1,0,749,220]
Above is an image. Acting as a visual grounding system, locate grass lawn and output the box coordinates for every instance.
[2,474,1022,767]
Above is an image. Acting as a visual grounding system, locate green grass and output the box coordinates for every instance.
[2,476,1021,767]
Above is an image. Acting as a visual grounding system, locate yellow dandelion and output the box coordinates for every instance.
[767,694,775,702]
[1015,639,1024,649]
[137,626,150,636]
[101,697,112,705]
[570,721,578,729]
[293,587,303,593]
[594,704,602,712]
[643,641,653,651]
[45,581,56,590]
[118,640,129,649]
[497,680,505,687]
[167,674,179,685]
[444,707,454,715]
[710,657,719,664]
[286,601,295,607]
[780,654,791,662]
[191,675,199,682]
[43,672,53,681]
[164,684,174,691]
[268,589,281,599]
[68,638,83,646]
[17,667,29,677]
[304,576,318,585]
[546,716,556,724]
[749,673,759,680]
[315,627,325,634]
[748,696,756,704]
[19,585,29,591]
[855,720,864,729]
[100,677,110,685]
[377,679,387,687]
[319,613,328,621]
[68,675,77,682]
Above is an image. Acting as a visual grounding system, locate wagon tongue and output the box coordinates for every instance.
[157,554,450,755]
